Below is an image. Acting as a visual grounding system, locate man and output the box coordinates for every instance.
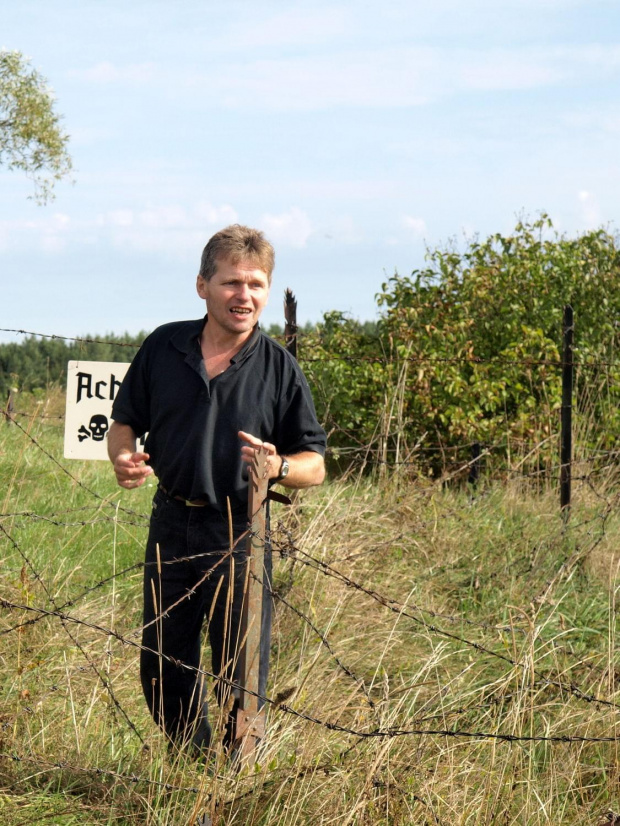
[108,224,326,753]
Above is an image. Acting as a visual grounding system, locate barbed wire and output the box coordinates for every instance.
[0,510,148,528]
[260,572,376,710]
[2,325,618,369]
[0,749,202,794]
[0,520,145,744]
[3,411,616,653]
[2,595,619,747]
[4,413,149,522]
[2,468,617,724]
[269,533,620,713]
[0,328,141,348]
[6,508,608,731]
[9,409,65,421]
[2,322,620,805]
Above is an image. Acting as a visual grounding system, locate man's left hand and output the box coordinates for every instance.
[238,431,325,488]
[238,430,282,480]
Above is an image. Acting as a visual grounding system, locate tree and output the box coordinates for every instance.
[0,50,72,203]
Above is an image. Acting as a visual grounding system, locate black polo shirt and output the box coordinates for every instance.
[111,317,326,513]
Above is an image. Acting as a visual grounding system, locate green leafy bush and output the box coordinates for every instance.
[302,216,620,473]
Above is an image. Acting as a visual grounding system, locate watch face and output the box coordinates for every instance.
[279,457,290,479]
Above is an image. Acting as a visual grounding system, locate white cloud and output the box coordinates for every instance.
[138,205,187,229]
[564,105,620,135]
[195,202,239,226]
[68,39,620,113]
[0,202,240,257]
[40,233,67,253]
[402,216,427,238]
[106,209,134,227]
[323,215,363,245]
[261,207,313,248]
[0,212,72,254]
[101,202,239,255]
[578,190,601,228]
[69,126,119,147]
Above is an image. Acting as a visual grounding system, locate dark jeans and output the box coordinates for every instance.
[140,487,272,751]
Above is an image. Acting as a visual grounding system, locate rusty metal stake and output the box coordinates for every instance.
[284,288,298,360]
[234,445,269,761]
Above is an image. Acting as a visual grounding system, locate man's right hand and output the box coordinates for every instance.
[113,451,153,489]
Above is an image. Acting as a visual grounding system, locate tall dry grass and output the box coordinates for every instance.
[0,398,619,824]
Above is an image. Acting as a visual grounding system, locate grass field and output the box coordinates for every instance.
[1,396,620,824]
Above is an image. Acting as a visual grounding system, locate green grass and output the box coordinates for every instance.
[1,398,620,823]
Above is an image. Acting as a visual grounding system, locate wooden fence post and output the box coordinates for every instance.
[234,446,269,761]
[284,289,298,360]
[560,305,574,521]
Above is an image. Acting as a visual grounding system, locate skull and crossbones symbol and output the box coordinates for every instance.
[78,414,109,442]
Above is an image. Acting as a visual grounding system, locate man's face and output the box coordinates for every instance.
[196,256,270,338]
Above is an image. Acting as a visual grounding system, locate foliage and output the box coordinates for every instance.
[0,50,72,203]
[301,216,620,472]
[0,333,144,399]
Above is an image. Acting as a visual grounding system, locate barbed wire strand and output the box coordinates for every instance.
[0,521,145,744]
[271,535,620,712]
[2,326,619,369]
[1,596,619,747]
[5,413,149,522]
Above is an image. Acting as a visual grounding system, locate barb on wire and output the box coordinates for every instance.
[0,521,145,744]
[0,510,147,528]
[3,325,619,368]
[256,569,376,709]
[0,328,141,348]
[6,413,149,521]
[272,535,620,713]
[0,540,248,640]
[10,409,65,421]
[272,522,530,638]
[1,596,619,747]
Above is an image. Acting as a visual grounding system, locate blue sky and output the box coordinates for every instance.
[2,0,620,341]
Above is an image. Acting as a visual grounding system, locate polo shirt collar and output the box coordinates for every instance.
[170,317,205,355]
[169,315,261,364]
[230,323,261,364]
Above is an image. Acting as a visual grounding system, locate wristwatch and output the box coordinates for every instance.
[275,456,290,482]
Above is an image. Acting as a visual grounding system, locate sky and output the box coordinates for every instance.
[2,0,620,342]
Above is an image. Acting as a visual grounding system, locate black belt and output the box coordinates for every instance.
[158,484,292,508]
[158,484,210,507]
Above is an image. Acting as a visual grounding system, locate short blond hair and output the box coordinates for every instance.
[199,224,275,283]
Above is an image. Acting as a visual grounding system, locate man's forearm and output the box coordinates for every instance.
[238,430,325,488]
[108,421,153,488]
[108,421,138,462]
[278,450,325,489]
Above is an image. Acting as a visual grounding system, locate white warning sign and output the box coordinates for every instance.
[64,361,130,460]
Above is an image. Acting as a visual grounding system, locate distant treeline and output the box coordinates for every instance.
[0,332,144,399]
[0,323,321,399]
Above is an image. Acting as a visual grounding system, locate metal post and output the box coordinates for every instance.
[234,445,268,760]
[468,442,481,486]
[284,288,298,360]
[560,305,574,520]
